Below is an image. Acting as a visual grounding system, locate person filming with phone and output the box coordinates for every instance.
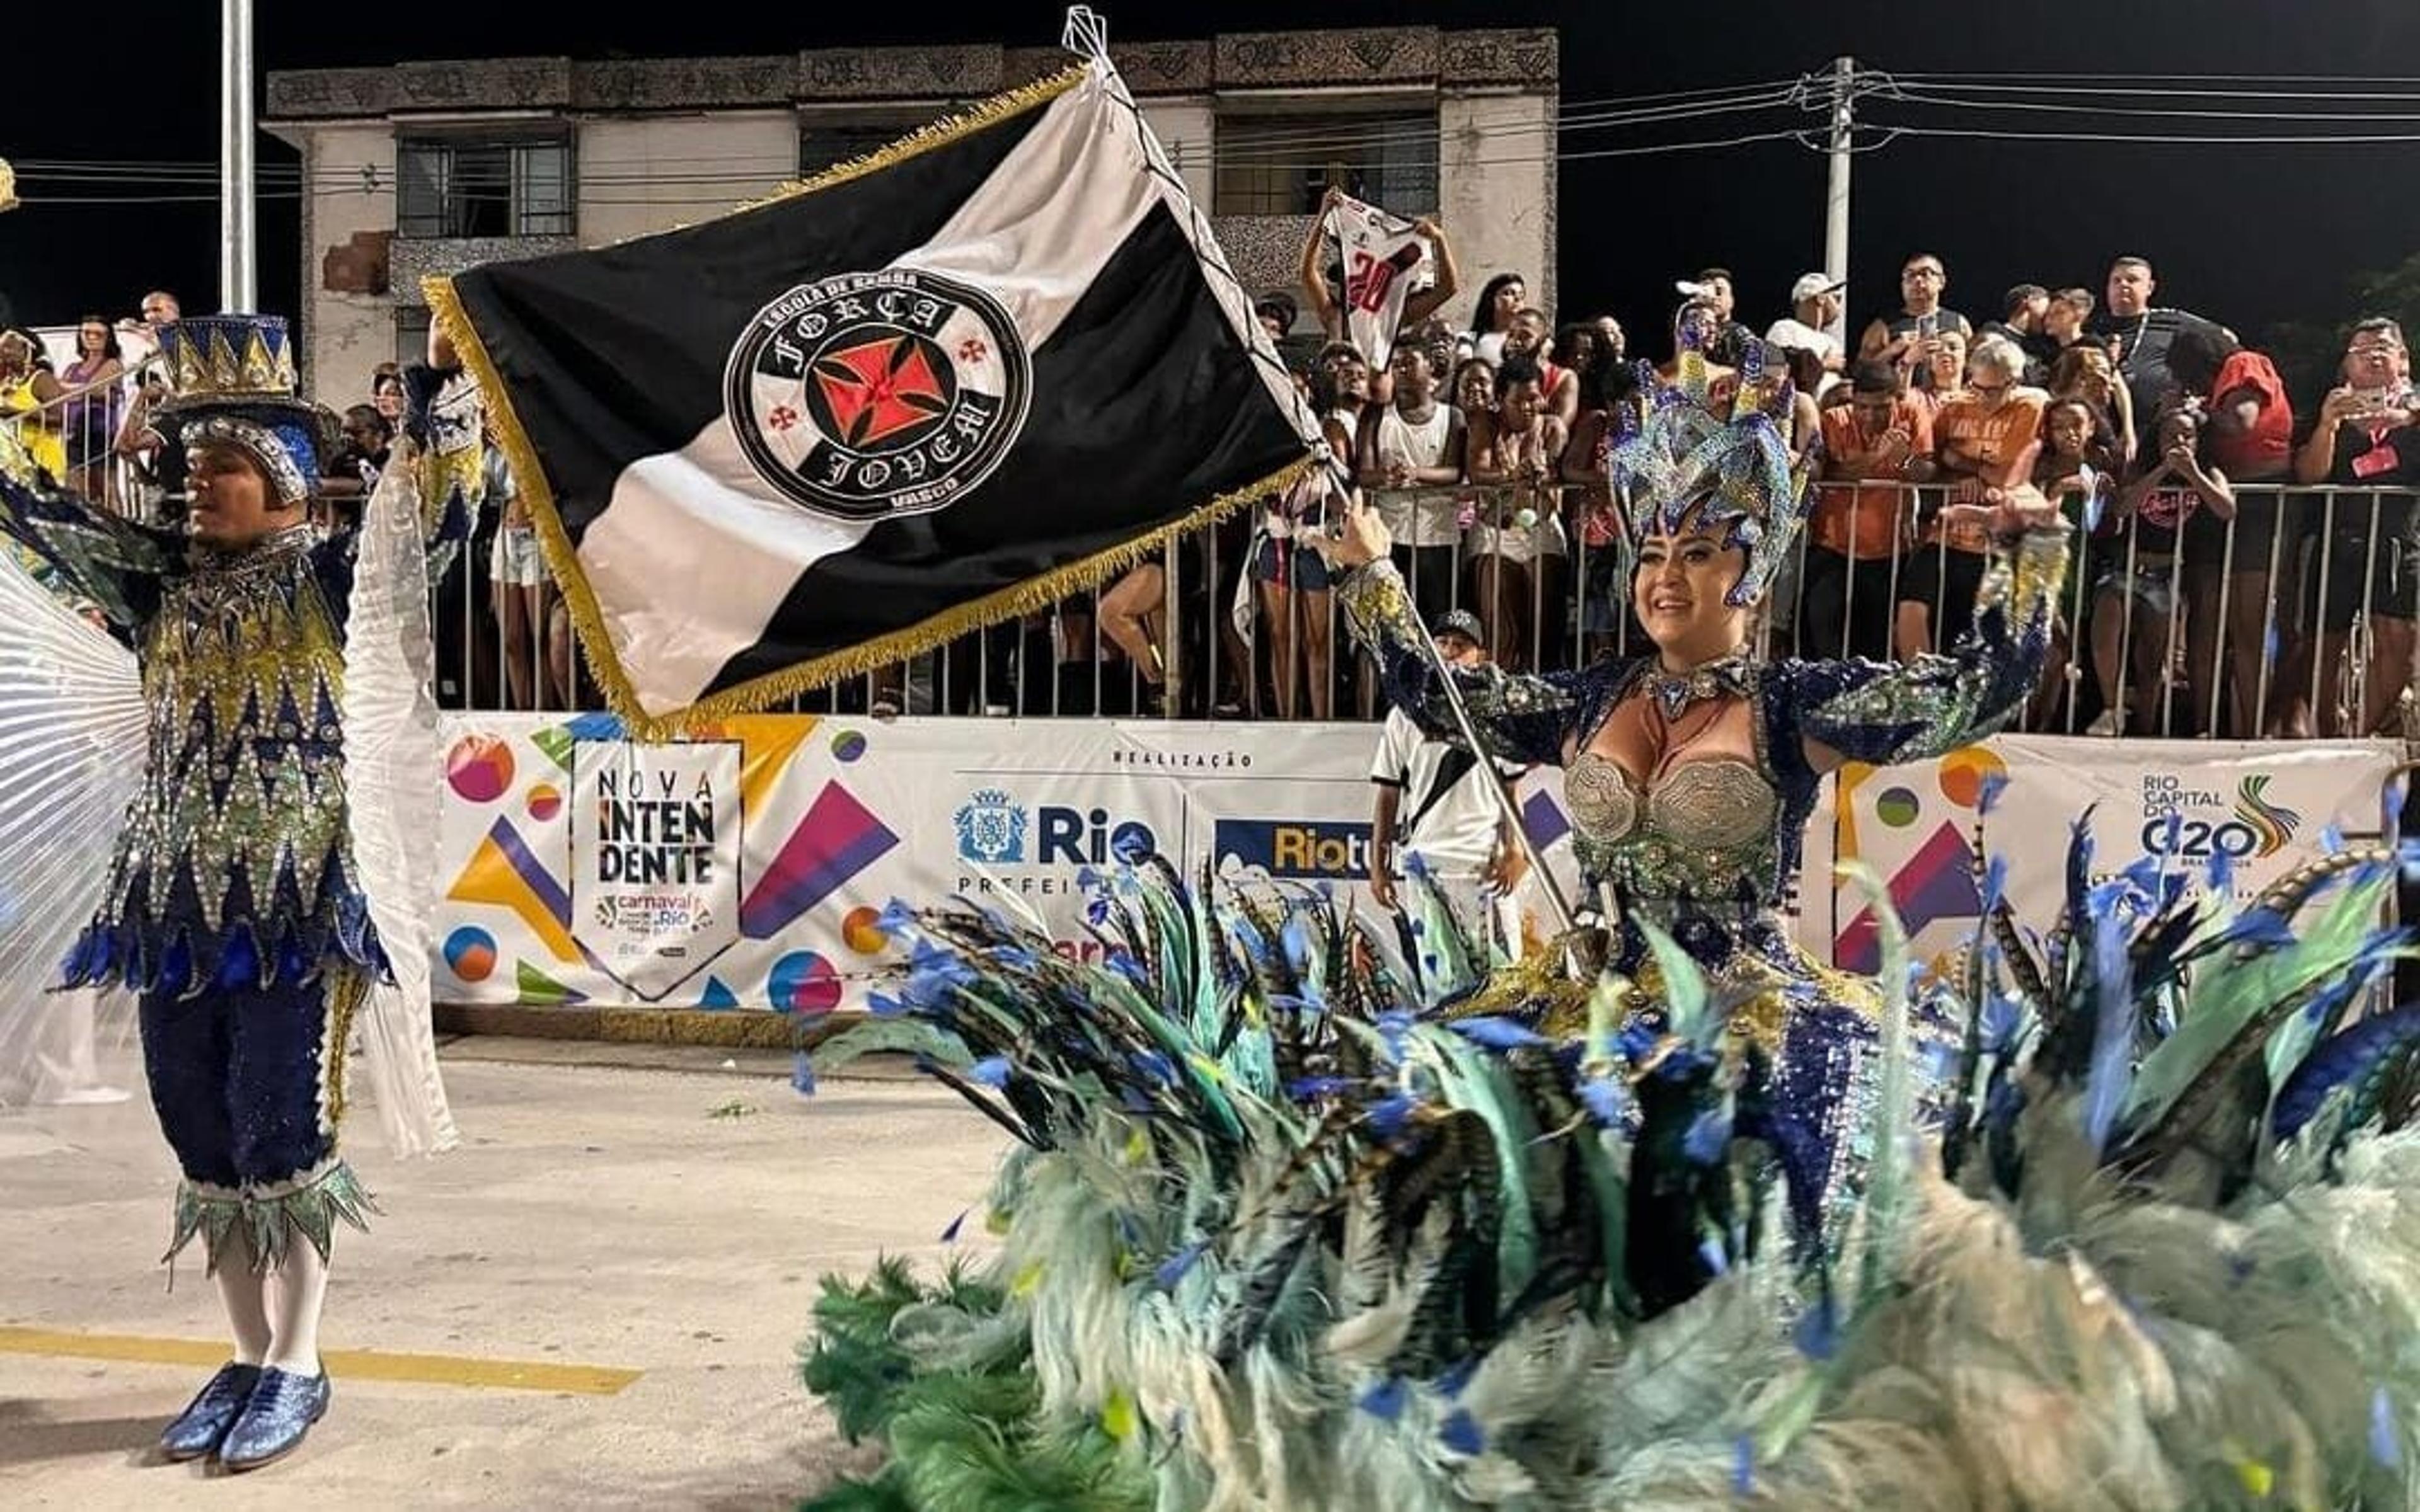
[2293,318,2420,736]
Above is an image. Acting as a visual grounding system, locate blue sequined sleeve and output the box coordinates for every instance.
[1334,559,1607,767]
[1777,527,2069,767]
[0,468,179,632]
[405,364,483,585]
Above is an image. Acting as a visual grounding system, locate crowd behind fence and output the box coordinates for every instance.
[8,318,2414,744]
[417,479,2420,742]
[9,386,2416,743]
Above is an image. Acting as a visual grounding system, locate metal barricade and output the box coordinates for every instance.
[1789,478,2418,740]
[0,358,168,527]
[412,473,2420,736]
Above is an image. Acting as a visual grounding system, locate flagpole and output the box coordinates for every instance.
[1057,5,1579,946]
[1392,515,1581,941]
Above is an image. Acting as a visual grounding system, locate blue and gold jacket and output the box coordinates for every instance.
[0,437,470,997]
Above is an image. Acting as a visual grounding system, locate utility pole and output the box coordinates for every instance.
[221,0,256,312]
[1823,55,1854,346]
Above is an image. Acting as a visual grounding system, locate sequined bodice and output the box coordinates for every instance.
[1332,536,2069,959]
[1563,749,1785,908]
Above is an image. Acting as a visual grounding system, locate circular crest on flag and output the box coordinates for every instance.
[725,268,1032,523]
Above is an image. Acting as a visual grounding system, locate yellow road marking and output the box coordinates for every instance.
[0,1327,642,1395]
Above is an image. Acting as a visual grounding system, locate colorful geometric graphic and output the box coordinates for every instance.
[740,782,901,939]
[1835,822,1981,973]
[2235,774,2303,857]
[729,716,817,821]
[1521,789,1570,849]
[841,905,889,956]
[1828,746,1997,974]
[442,926,498,983]
[699,975,740,1009]
[514,958,587,1005]
[768,951,843,1016]
[531,712,625,774]
[831,729,867,764]
[447,815,579,962]
[1937,747,2007,809]
[446,736,515,803]
[526,783,562,823]
[530,725,574,773]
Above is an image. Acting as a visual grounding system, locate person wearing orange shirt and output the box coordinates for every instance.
[1803,362,1935,660]
[1896,336,2045,661]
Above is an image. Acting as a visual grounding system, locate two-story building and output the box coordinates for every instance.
[265,25,1557,404]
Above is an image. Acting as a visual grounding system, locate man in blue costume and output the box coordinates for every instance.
[0,314,463,1471]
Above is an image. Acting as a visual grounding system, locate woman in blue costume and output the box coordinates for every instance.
[800,350,2420,1511]
[1328,352,2066,1301]
[0,315,464,1474]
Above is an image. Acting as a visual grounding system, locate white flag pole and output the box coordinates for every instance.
[1060,5,1577,943]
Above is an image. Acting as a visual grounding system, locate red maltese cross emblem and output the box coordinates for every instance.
[812,336,950,449]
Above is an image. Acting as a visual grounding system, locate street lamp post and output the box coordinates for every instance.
[221,0,256,312]
[1823,55,1855,346]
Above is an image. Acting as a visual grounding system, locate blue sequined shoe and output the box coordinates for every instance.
[158,1361,262,1462]
[217,1366,330,1472]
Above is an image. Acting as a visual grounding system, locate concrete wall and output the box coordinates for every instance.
[1438,89,1554,326]
[577,112,800,248]
[1138,96,1215,205]
[299,123,398,408]
[270,28,1559,394]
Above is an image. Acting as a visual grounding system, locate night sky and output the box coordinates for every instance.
[6,1,2417,375]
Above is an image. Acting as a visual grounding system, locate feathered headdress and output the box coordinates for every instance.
[1606,339,1812,608]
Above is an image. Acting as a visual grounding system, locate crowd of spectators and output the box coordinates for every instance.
[0,289,577,713]
[1155,234,2418,741]
[5,245,2414,738]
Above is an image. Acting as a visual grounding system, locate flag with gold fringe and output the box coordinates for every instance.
[428,52,1321,731]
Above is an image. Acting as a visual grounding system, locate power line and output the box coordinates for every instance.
[40,112,2420,206]
[7,80,1811,189]
[1210,84,1804,155]
[1888,123,2420,146]
[21,192,306,205]
[1896,71,2420,84]
[1887,87,2420,120]
[1553,127,1814,163]
[16,65,2420,209]
[1891,78,2420,103]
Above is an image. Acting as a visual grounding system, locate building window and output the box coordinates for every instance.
[798,123,922,178]
[395,307,431,367]
[396,134,575,238]
[1212,111,1438,217]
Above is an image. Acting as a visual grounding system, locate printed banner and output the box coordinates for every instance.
[575,740,742,1000]
[1803,735,2399,973]
[440,715,2384,1009]
[436,714,1576,1010]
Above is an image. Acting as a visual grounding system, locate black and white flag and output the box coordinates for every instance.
[431,59,1320,728]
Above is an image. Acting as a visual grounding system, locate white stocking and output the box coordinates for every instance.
[214,1230,272,1367]
[263,1239,329,1377]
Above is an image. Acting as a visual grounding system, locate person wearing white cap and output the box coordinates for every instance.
[1365,607,1527,956]
[1766,272,1848,382]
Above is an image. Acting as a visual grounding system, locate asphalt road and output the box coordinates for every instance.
[0,1043,1003,1509]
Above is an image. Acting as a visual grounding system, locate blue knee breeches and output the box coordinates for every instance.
[138,971,374,1271]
